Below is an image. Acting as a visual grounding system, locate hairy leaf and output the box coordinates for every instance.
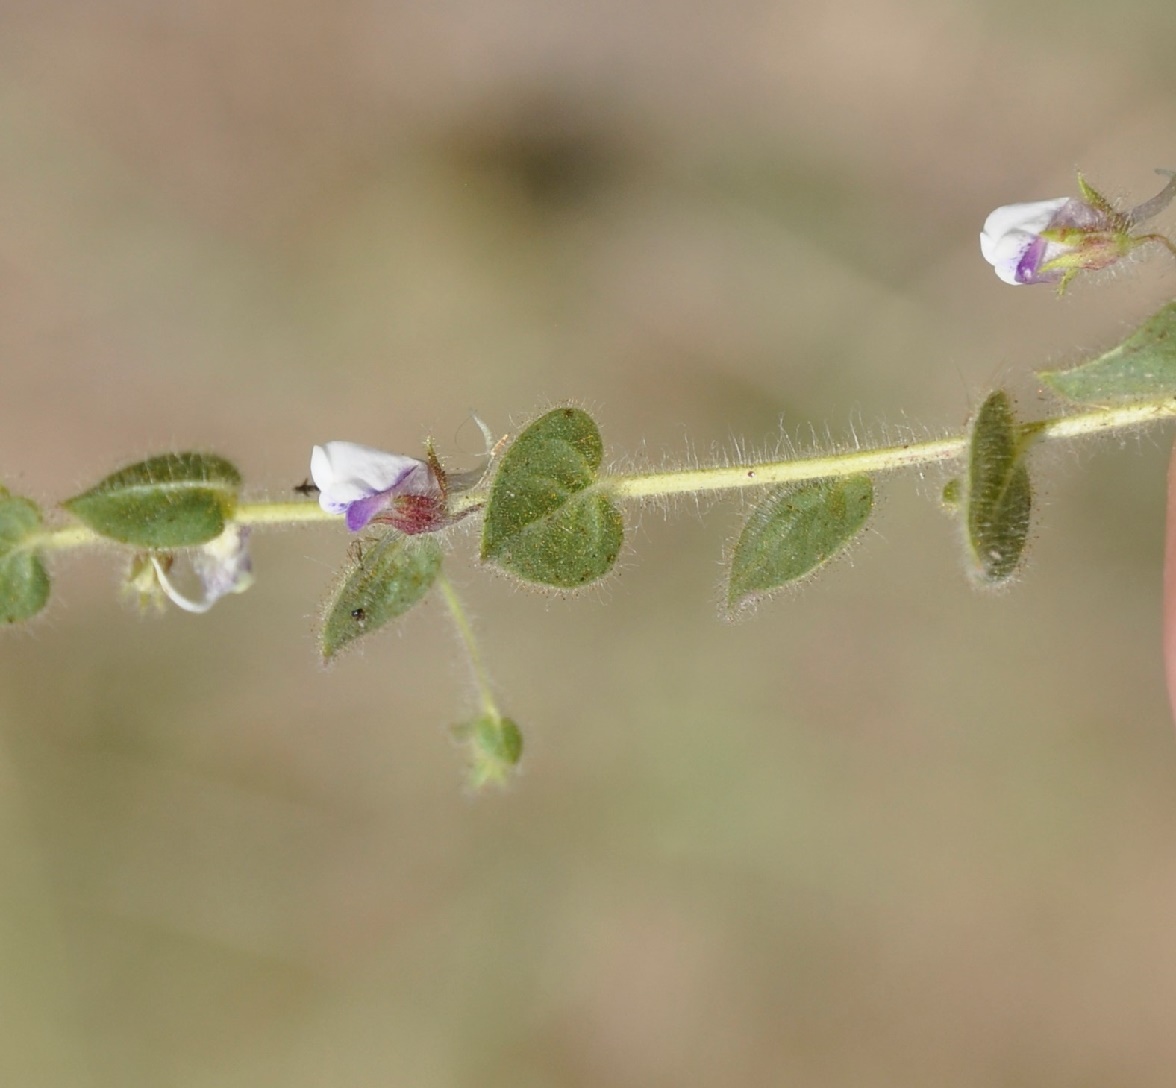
[0,490,50,624]
[1040,301,1176,405]
[727,475,873,611]
[964,391,1032,586]
[320,533,443,661]
[481,407,623,589]
[64,452,241,548]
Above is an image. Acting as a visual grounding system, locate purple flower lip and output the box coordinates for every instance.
[1013,233,1051,285]
[980,197,1069,286]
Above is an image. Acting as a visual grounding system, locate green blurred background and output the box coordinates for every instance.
[4,2,1176,1084]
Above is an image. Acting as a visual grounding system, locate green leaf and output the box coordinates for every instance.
[964,391,1032,586]
[63,452,242,549]
[455,714,524,789]
[481,407,623,589]
[1039,301,1176,405]
[320,533,443,661]
[727,475,873,611]
[0,490,50,624]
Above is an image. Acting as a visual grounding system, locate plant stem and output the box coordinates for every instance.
[607,436,965,500]
[606,400,1176,500]
[236,501,337,526]
[35,497,337,551]
[436,573,499,721]
[31,398,1176,551]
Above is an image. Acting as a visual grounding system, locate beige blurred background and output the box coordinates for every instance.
[4,2,1176,1085]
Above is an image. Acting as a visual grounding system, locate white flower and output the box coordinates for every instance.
[980,198,1069,285]
[310,441,443,533]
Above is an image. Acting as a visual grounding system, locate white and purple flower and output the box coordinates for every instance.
[310,441,447,534]
[981,170,1176,292]
[980,197,1074,285]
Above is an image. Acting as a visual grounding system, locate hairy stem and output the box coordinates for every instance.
[236,501,338,526]
[607,437,964,500]
[606,399,1176,500]
[30,398,1176,549]
[436,573,499,721]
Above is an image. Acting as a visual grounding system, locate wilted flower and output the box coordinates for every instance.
[192,525,254,603]
[310,441,447,534]
[144,524,254,614]
[981,170,1176,292]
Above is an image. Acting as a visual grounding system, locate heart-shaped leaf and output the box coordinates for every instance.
[481,407,623,589]
[64,452,242,549]
[727,475,873,611]
[320,533,443,661]
[964,391,1032,586]
[0,490,50,624]
[1040,301,1176,405]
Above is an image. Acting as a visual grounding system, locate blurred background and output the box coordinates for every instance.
[4,1,1176,1084]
